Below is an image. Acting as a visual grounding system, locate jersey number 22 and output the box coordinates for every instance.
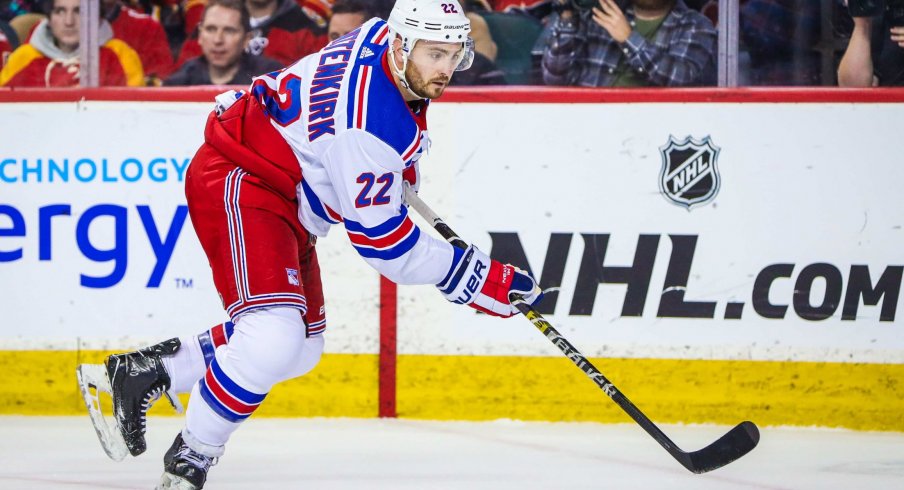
[355,172,393,208]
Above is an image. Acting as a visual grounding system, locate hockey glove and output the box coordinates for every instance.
[402,162,420,193]
[437,245,543,318]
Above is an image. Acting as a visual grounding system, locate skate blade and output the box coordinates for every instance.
[156,472,201,490]
[76,363,129,462]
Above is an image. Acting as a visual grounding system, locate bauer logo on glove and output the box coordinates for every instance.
[438,244,544,318]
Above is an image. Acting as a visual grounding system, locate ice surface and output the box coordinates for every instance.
[0,416,902,489]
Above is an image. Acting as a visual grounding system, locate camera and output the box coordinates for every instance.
[849,0,904,27]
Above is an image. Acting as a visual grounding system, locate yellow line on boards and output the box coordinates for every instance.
[1,351,901,431]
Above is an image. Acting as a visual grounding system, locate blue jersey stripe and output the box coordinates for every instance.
[352,227,420,260]
[344,205,409,237]
[437,245,466,288]
[362,48,420,156]
[342,20,420,158]
[199,381,250,423]
[209,358,267,404]
[197,332,215,367]
[439,247,475,295]
[346,21,387,130]
[301,180,340,224]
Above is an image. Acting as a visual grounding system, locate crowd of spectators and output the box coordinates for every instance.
[0,0,901,87]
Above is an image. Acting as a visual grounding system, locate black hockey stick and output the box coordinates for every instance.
[403,186,759,474]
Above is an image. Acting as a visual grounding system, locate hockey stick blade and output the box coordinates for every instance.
[76,364,129,461]
[676,421,759,474]
[518,301,760,473]
[403,185,760,473]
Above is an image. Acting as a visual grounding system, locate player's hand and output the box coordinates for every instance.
[437,244,544,318]
[892,27,904,49]
[592,0,631,44]
[506,266,544,309]
[402,163,420,193]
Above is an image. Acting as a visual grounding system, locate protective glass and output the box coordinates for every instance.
[408,37,475,73]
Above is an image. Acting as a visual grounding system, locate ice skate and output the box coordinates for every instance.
[156,433,218,490]
[76,337,183,460]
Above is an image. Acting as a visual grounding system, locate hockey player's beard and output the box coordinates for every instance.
[405,63,450,99]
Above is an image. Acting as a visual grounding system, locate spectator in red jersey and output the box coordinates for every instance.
[165,0,281,85]
[175,0,325,68]
[244,0,326,64]
[0,0,144,86]
[101,0,174,84]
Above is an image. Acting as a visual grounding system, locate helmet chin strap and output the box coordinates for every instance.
[389,38,424,100]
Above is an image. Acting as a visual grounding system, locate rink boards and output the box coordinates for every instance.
[0,88,902,430]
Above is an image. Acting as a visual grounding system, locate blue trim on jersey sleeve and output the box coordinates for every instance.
[439,247,474,294]
[352,226,421,260]
[343,204,409,237]
[437,245,466,289]
[301,179,340,224]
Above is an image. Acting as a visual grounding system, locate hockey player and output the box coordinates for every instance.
[77,0,542,488]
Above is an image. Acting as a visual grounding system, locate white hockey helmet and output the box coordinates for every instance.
[386,0,474,72]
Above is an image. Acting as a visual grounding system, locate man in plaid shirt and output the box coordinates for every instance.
[542,0,717,86]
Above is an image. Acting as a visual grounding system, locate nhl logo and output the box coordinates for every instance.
[658,135,721,210]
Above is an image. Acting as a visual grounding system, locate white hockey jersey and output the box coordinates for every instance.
[223,18,459,287]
